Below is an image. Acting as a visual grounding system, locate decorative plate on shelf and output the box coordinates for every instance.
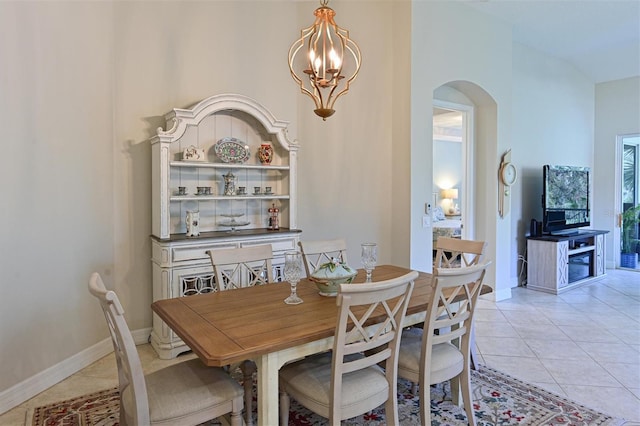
[214,137,251,163]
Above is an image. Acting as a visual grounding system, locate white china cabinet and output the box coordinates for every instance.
[149,94,300,359]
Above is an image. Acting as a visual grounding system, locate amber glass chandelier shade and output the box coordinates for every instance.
[288,1,361,121]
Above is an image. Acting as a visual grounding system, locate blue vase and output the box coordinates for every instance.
[620,252,637,268]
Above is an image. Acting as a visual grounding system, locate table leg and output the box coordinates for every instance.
[255,352,280,426]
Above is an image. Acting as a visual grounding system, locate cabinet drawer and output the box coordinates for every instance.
[272,239,297,253]
[241,238,297,253]
[172,243,237,262]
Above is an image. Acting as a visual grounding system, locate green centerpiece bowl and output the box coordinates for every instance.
[309,259,358,297]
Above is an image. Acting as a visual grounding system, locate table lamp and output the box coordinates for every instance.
[440,188,459,214]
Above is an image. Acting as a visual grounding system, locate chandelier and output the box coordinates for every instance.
[288,0,361,121]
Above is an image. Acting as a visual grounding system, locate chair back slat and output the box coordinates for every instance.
[207,244,274,291]
[298,238,348,277]
[88,273,150,425]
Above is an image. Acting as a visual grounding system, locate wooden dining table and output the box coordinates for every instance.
[151,264,489,426]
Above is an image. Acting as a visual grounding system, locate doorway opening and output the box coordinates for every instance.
[432,100,475,246]
[619,134,640,270]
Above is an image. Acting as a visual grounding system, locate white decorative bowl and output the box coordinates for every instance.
[309,260,358,296]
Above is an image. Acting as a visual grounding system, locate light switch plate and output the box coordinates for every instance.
[422,215,431,228]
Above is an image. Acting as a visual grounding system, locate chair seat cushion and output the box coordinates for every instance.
[279,352,388,418]
[398,328,464,384]
[122,358,243,424]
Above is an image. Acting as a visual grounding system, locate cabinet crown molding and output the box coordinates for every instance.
[150,93,297,152]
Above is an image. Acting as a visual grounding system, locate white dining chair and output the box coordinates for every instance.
[434,236,487,268]
[207,243,274,426]
[397,262,490,426]
[88,272,244,426]
[298,238,348,277]
[433,236,488,369]
[207,244,274,291]
[278,270,417,426]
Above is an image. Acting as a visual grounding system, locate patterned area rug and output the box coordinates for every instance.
[28,365,625,426]
[28,386,119,426]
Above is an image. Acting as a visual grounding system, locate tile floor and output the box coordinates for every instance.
[2,269,639,425]
[474,268,640,422]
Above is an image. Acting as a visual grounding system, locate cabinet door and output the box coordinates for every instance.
[595,233,605,276]
[556,241,569,288]
[151,264,218,359]
[527,239,568,291]
[173,264,218,296]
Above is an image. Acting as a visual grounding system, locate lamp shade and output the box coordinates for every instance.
[441,188,458,200]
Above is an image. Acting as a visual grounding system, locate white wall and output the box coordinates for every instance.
[512,43,596,284]
[389,0,413,269]
[0,0,116,396]
[594,77,640,264]
[295,1,401,265]
[410,1,512,299]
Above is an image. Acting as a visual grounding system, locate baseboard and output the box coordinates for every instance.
[492,286,513,302]
[0,327,151,416]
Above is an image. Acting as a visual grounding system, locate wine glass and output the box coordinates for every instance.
[361,243,378,282]
[283,251,304,305]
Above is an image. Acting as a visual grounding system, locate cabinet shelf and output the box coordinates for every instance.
[170,195,290,201]
[170,161,289,171]
[568,245,595,255]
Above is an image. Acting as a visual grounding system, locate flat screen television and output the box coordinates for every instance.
[542,165,590,235]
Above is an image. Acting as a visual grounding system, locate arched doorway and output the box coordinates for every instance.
[410,80,510,300]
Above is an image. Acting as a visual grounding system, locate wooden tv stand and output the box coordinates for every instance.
[526,230,608,294]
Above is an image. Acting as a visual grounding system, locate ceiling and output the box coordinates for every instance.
[433,107,463,141]
[464,0,640,83]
